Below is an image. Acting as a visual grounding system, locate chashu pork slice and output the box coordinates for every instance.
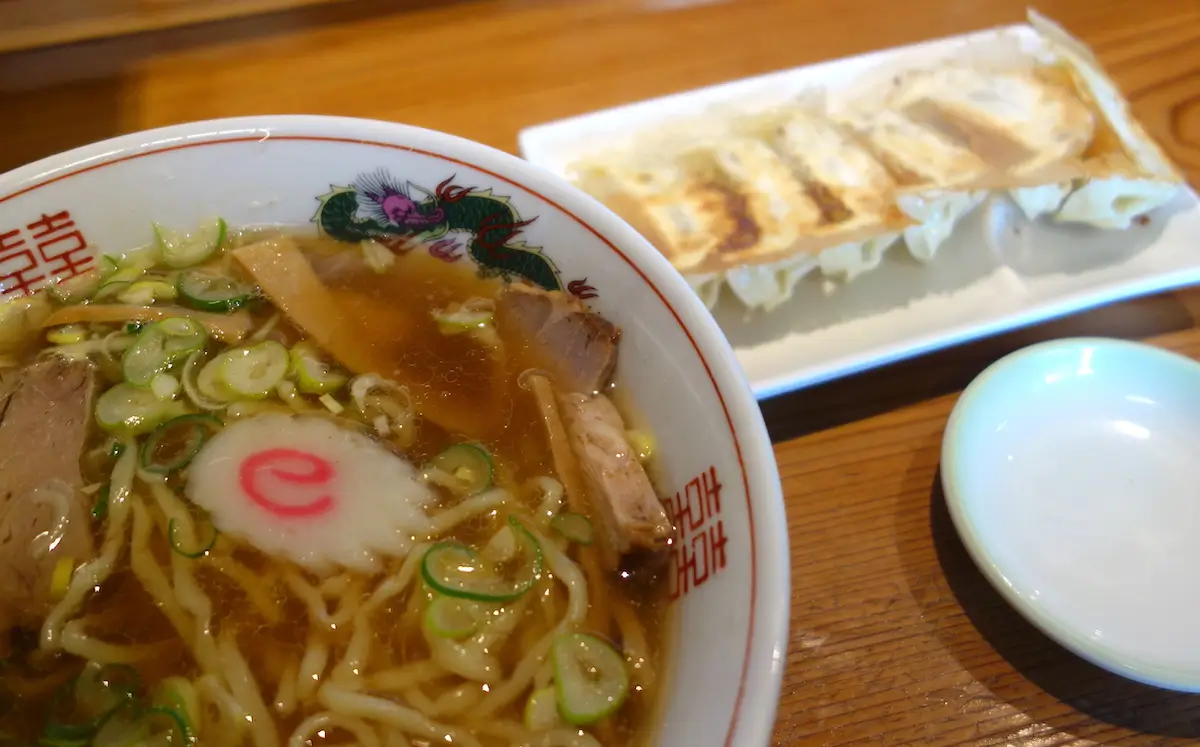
[0,358,98,653]
[495,284,672,562]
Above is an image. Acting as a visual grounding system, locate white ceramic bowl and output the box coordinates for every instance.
[942,337,1200,691]
[0,116,789,745]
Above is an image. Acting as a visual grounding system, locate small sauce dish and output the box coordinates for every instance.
[942,337,1200,691]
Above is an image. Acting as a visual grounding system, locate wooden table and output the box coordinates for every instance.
[2,0,1199,743]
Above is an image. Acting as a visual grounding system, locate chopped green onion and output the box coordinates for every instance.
[553,632,629,725]
[423,596,481,639]
[177,269,255,313]
[48,273,101,305]
[550,512,595,546]
[140,413,222,474]
[216,340,288,399]
[119,246,161,272]
[49,557,74,597]
[150,373,180,401]
[434,307,493,335]
[155,217,226,269]
[318,393,344,414]
[46,324,88,345]
[43,663,140,742]
[189,353,232,409]
[116,279,177,306]
[99,255,120,278]
[276,379,297,400]
[627,429,655,462]
[169,513,217,559]
[151,677,198,741]
[92,485,109,520]
[141,705,193,744]
[89,699,190,747]
[481,524,518,563]
[95,383,173,435]
[290,342,347,394]
[524,686,562,732]
[121,317,208,388]
[91,267,144,302]
[426,443,494,496]
[420,517,541,603]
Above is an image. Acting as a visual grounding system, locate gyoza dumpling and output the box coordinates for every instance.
[770,109,904,232]
[817,233,901,283]
[1011,183,1072,221]
[575,138,820,274]
[1054,177,1181,230]
[884,65,1095,178]
[1028,9,1184,226]
[838,108,990,188]
[722,253,819,312]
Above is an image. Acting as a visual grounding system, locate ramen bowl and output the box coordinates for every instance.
[0,115,789,747]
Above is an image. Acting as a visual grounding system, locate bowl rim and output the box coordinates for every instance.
[941,336,1200,692]
[0,115,791,745]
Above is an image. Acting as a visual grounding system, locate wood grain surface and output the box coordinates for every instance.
[3,0,1200,743]
[0,0,352,55]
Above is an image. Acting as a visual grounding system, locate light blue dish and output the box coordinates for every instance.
[942,337,1200,691]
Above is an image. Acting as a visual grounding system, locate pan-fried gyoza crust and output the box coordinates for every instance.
[568,9,1185,304]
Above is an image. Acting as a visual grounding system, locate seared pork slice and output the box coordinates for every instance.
[0,358,98,647]
[495,284,619,395]
[497,284,672,559]
[558,392,673,556]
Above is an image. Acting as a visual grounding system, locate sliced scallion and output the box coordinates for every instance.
[42,663,140,742]
[177,269,255,313]
[426,443,494,496]
[290,342,347,395]
[626,429,655,462]
[190,353,233,408]
[216,340,288,399]
[553,632,629,725]
[550,512,595,546]
[92,267,144,302]
[319,393,344,414]
[92,485,109,520]
[150,372,180,401]
[169,512,217,559]
[140,413,223,474]
[116,279,177,306]
[423,596,481,639]
[95,383,173,435]
[155,217,226,269]
[142,705,193,744]
[434,307,493,335]
[99,255,120,279]
[46,324,88,345]
[89,699,190,747]
[121,317,208,388]
[420,516,541,603]
[49,557,74,597]
[48,272,101,305]
[524,685,562,732]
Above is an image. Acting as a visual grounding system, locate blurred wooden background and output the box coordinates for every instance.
[0,0,352,53]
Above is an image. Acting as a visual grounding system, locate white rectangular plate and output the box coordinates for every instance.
[517,23,1200,400]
